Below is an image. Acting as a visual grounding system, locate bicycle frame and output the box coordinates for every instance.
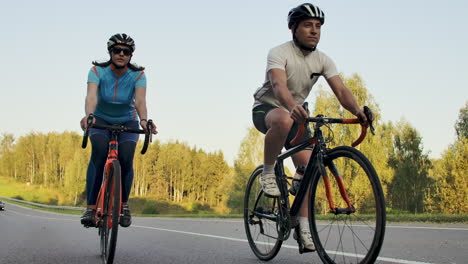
[94,133,121,227]
[268,114,372,240]
[276,125,356,220]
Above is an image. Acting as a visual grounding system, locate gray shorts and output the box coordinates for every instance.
[252,104,311,149]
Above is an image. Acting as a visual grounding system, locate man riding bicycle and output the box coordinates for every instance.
[80,33,157,228]
[252,3,370,251]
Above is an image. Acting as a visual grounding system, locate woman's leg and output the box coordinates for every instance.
[86,133,109,206]
[118,141,137,204]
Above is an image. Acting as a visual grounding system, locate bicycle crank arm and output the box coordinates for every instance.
[252,211,278,222]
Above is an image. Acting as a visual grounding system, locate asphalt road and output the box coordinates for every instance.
[0,203,467,264]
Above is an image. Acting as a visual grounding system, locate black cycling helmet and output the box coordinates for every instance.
[107,33,136,52]
[288,3,325,52]
[287,3,325,30]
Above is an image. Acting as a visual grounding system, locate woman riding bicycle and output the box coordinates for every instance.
[252,3,371,251]
[80,33,157,228]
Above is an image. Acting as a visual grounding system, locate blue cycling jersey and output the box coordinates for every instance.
[87,64,146,124]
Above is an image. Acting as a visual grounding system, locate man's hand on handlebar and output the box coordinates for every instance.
[289,104,309,124]
[355,106,375,135]
[354,109,369,126]
[355,107,374,127]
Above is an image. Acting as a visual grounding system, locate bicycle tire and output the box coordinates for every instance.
[308,146,386,264]
[243,166,283,261]
[100,160,121,264]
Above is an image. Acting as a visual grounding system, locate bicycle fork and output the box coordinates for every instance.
[318,154,355,215]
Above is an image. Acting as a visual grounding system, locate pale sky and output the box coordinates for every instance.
[1,0,467,165]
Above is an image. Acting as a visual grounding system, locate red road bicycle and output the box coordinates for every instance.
[82,114,153,264]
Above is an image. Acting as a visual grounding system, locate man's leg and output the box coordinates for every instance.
[264,108,293,164]
[292,150,315,251]
[260,108,294,196]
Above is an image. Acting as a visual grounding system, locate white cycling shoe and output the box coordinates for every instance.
[259,172,281,197]
[297,229,315,251]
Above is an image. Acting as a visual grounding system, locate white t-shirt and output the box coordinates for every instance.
[253,41,339,109]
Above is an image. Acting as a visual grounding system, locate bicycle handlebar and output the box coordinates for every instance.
[81,114,153,154]
[289,105,375,147]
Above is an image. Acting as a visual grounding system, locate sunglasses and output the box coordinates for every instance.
[112,47,132,56]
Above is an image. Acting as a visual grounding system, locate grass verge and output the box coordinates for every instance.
[1,176,467,222]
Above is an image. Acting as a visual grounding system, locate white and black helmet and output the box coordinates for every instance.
[107,33,136,52]
[287,3,325,29]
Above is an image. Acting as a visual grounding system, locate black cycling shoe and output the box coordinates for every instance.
[80,208,96,228]
[119,205,132,227]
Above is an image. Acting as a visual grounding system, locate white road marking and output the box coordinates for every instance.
[133,224,437,264]
[143,217,468,231]
[8,209,76,221]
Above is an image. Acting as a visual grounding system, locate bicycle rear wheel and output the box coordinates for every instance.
[100,160,121,264]
[243,166,283,261]
[309,146,386,264]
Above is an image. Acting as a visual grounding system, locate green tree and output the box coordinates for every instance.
[427,103,468,214]
[428,139,468,214]
[388,121,432,213]
[133,140,160,197]
[228,127,264,212]
[455,102,468,139]
[0,133,16,179]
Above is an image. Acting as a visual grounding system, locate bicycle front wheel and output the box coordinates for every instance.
[243,166,283,261]
[309,146,386,264]
[100,160,121,264]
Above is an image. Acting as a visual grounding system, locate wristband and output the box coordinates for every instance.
[140,119,147,123]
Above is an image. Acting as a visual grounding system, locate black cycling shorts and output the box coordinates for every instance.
[252,104,311,150]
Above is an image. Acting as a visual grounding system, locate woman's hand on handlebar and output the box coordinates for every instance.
[80,114,95,131]
[289,104,309,124]
[140,119,158,135]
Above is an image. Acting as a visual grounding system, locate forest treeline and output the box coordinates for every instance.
[0,133,233,213]
[0,74,466,214]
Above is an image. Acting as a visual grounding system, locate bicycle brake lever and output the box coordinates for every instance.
[86,113,94,128]
[147,120,153,142]
[363,106,375,135]
[302,102,310,115]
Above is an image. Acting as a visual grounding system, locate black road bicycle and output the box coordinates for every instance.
[244,106,386,264]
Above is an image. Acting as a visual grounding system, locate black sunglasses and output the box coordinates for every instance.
[112,47,132,56]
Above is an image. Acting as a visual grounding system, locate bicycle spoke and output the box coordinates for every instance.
[344,219,372,251]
